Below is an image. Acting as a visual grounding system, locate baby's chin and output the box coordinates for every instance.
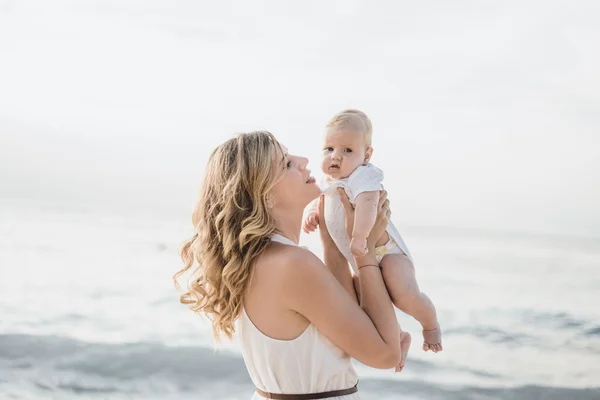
[323,169,351,180]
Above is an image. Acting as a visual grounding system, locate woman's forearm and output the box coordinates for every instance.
[354,251,401,365]
[323,243,358,303]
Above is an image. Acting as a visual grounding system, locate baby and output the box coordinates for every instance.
[304,109,442,353]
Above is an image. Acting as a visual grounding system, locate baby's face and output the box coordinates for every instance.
[321,128,371,180]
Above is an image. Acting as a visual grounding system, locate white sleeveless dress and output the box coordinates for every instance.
[238,234,361,399]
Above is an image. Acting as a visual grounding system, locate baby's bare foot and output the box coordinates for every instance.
[395,331,411,372]
[422,325,443,353]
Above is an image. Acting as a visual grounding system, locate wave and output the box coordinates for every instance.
[586,326,600,336]
[1,332,252,399]
[358,380,600,400]
[0,333,248,384]
[443,309,600,354]
[445,325,537,347]
[526,310,591,330]
[1,333,599,399]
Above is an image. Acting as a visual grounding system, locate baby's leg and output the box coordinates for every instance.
[380,254,443,353]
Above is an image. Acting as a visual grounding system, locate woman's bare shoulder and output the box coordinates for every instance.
[256,241,326,279]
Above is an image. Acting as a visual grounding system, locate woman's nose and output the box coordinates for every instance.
[298,156,309,170]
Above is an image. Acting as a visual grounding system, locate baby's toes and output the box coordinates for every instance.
[422,326,443,353]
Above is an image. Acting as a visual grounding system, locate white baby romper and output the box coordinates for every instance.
[321,163,412,270]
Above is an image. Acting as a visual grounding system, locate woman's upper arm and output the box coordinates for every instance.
[282,250,395,369]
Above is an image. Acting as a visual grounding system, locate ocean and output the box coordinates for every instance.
[2,1,600,398]
[1,199,599,399]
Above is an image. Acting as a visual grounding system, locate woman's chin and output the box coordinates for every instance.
[305,183,321,201]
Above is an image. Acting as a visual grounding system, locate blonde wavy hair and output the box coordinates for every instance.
[174,131,286,342]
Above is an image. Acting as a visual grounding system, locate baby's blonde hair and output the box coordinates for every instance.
[325,109,373,147]
[174,131,286,342]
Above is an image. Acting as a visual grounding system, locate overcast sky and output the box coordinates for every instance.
[1,0,599,237]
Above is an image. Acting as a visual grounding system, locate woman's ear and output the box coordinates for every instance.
[265,194,275,210]
[363,147,373,165]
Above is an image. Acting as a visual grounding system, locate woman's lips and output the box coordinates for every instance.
[306,176,316,184]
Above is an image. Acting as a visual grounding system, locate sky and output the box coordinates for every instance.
[0,0,599,237]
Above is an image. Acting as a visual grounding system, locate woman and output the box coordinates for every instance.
[174,131,409,399]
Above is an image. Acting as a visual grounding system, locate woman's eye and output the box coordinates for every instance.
[286,160,292,168]
[344,148,352,153]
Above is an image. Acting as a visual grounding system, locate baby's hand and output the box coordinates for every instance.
[303,211,319,234]
[350,236,368,257]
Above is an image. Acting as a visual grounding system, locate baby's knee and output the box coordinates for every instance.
[394,283,420,303]
[392,288,421,314]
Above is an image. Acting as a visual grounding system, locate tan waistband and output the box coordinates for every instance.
[255,382,358,399]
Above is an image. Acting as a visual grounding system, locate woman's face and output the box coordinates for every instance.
[271,145,320,212]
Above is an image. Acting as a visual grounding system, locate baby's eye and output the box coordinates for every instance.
[344,148,353,153]
[325,147,333,152]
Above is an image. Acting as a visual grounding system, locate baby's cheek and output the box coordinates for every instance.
[343,162,358,177]
[344,159,362,176]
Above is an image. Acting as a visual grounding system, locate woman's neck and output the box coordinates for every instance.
[272,206,303,245]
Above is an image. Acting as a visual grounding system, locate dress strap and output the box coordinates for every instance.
[271,233,298,246]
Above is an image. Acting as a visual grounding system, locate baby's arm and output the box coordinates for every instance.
[351,191,380,257]
[303,198,320,234]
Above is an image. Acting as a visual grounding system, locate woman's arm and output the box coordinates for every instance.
[284,191,401,369]
[343,188,400,364]
[318,195,357,303]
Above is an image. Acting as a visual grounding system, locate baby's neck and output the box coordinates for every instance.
[326,174,346,182]
[325,164,364,181]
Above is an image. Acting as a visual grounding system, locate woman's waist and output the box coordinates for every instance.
[243,351,358,394]
[250,371,360,400]
[253,392,360,400]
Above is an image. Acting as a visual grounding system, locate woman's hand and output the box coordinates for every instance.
[337,188,391,251]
